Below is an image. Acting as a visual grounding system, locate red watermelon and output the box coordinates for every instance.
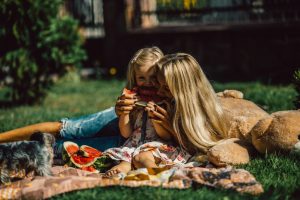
[80,145,102,157]
[62,142,102,172]
[122,87,164,103]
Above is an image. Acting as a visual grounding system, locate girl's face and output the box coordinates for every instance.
[156,72,173,99]
[135,65,157,87]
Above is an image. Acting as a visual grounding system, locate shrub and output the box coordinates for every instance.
[294,69,300,108]
[0,0,86,104]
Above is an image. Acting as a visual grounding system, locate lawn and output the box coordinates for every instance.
[0,79,299,200]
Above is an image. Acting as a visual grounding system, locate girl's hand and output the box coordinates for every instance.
[145,102,173,132]
[115,93,138,116]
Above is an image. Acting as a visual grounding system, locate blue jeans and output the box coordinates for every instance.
[55,107,122,157]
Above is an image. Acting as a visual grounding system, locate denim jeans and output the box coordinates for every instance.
[55,107,122,157]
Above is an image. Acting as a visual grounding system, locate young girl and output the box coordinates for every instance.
[0,47,162,154]
[147,53,229,154]
[104,49,191,176]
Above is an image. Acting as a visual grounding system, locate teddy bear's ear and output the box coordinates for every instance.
[251,116,273,154]
[217,90,244,99]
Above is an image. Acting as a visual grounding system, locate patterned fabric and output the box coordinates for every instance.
[0,166,263,199]
[104,110,190,165]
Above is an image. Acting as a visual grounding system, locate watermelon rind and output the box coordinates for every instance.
[63,141,79,156]
[62,141,79,162]
[93,155,114,172]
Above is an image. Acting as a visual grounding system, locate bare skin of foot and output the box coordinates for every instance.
[133,151,160,169]
[105,161,131,177]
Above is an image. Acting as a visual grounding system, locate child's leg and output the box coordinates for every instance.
[0,122,61,143]
[105,161,131,176]
[133,151,159,169]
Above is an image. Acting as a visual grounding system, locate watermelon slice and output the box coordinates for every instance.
[80,145,102,157]
[70,154,98,168]
[62,141,113,173]
[62,142,101,170]
[63,141,79,156]
[122,88,137,95]
[122,87,165,103]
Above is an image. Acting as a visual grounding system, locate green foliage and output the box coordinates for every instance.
[213,82,297,113]
[293,69,300,108]
[0,0,86,104]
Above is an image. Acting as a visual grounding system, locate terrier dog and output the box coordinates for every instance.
[0,132,55,184]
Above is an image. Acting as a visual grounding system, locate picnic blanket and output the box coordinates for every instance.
[0,165,263,199]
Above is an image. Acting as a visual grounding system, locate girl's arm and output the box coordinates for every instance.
[119,114,132,138]
[115,93,137,138]
[151,119,173,141]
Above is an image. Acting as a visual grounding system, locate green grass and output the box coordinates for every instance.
[0,79,299,200]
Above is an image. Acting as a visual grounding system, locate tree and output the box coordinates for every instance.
[0,0,87,104]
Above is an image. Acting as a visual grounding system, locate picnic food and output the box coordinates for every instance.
[80,145,102,157]
[62,142,112,172]
[135,101,147,107]
[122,87,164,103]
[205,90,300,166]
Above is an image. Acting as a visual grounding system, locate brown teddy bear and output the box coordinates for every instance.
[206,90,300,166]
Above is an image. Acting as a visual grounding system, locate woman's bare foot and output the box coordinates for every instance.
[105,161,131,177]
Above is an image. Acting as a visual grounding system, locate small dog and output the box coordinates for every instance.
[0,132,55,184]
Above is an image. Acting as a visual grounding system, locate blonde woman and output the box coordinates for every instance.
[149,53,229,154]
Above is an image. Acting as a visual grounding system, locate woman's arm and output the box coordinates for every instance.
[146,102,174,141]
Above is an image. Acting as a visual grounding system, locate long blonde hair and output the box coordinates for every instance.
[126,47,164,89]
[156,53,228,153]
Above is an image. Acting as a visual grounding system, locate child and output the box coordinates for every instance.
[153,53,229,154]
[104,48,191,176]
[0,47,162,154]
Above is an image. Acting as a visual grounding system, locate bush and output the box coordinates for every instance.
[0,0,86,104]
[294,69,300,108]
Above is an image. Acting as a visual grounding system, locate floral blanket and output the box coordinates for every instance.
[0,165,263,199]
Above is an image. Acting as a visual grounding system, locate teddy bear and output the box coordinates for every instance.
[206,90,300,167]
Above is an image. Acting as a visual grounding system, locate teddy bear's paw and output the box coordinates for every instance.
[207,138,253,167]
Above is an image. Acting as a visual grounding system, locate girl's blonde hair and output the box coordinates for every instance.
[156,53,228,153]
[126,47,164,89]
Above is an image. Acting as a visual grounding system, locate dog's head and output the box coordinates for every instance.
[30,132,55,148]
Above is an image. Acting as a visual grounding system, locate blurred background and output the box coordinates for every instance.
[65,0,300,82]
[1,0,300,105]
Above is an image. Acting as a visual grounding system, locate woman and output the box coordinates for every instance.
[147,53,229,154]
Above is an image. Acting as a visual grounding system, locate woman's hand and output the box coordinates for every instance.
[145,102,173,134]
[115,93,138,116]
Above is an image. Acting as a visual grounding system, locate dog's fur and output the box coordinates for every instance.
[0,132,55,184]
